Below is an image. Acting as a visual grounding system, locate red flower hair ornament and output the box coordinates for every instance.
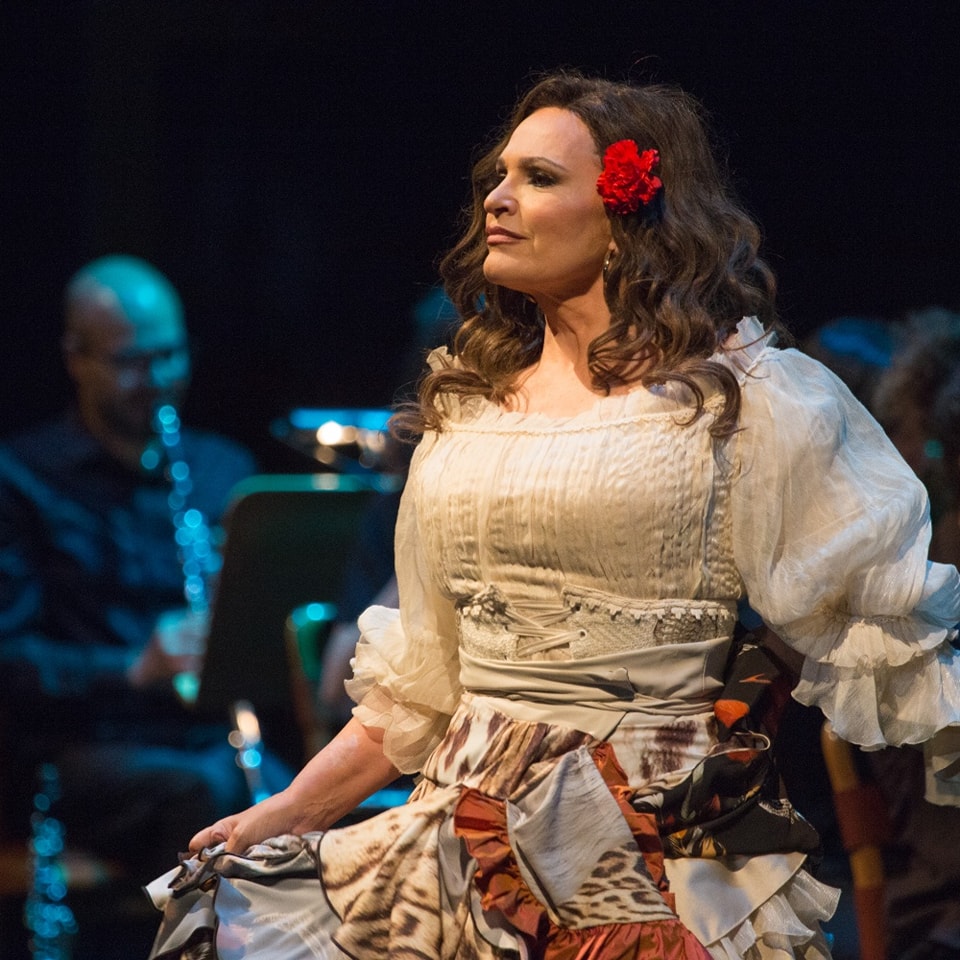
[596,140,663,215]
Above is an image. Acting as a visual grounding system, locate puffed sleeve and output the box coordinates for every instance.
[344,434,462,773]
[726,319,960,781]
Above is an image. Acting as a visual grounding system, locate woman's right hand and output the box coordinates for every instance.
[189,717,401,855]
[190,787,304,854]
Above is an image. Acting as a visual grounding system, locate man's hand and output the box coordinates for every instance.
[127,609,208,689]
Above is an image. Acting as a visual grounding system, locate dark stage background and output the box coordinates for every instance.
[2,1,958,470]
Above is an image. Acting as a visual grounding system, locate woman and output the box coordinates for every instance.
[148,72,960,959]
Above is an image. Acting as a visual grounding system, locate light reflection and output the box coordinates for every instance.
[272,408,397,475]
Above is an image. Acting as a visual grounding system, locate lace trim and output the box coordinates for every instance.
[457,586,737,661]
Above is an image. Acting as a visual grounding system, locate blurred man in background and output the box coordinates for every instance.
[0,256,289,938]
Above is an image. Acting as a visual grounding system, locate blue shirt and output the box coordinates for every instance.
[0,411,254,746]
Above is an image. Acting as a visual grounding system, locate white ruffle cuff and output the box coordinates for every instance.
[346,605,460,773]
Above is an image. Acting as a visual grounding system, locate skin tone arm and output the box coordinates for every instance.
[189,716,400,854]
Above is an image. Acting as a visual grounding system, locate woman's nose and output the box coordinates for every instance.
[484,180,515,216]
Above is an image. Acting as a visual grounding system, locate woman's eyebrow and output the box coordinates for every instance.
[495,155,569,172]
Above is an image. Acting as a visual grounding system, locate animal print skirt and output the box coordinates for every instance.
[147,693,834,959]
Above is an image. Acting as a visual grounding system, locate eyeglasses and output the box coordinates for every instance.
[83,344,191,384]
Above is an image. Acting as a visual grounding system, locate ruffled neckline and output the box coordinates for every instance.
[427,316,777,430]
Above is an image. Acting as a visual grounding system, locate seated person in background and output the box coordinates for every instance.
[800,314,899,409]
[867,308,960,960]
[931,360,960,570]
[872,307,960,564]
[0,254,291,890]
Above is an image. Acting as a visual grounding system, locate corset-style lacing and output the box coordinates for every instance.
[498,598,585,657]
[457,585,738,662]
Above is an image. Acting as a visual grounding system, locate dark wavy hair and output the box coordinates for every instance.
[397,70,779,438]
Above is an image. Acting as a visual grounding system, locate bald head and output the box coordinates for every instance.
[63,255,192,462]
[65,254,186,351]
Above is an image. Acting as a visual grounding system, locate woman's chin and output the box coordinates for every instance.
[483,267,530,297]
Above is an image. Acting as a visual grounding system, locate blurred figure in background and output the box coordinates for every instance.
[930,358,960,571]
[872,308,960,556]
[0,255,290,915]
[867,307,960,959]
[801,314,900,409]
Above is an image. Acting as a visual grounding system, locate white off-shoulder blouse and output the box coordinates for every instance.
[347,316,960,799]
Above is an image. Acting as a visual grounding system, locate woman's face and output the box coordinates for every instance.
[482,107,614,302]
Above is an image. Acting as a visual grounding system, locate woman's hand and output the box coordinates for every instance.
[188,717,401,855]
[190,788,305,854]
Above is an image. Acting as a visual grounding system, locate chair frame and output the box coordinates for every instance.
[821,719,891,960]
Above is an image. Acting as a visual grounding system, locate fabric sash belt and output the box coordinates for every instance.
[458,637,732,740]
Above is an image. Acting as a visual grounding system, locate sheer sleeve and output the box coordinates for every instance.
[727,320,960,773]
[345,435,462,773]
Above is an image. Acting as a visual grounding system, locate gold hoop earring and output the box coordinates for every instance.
[603,251,614,281]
